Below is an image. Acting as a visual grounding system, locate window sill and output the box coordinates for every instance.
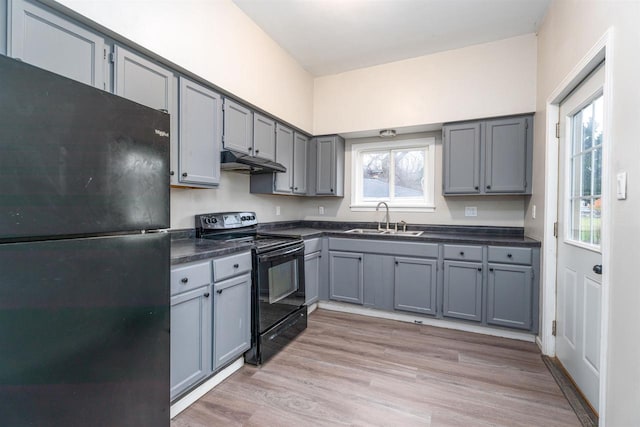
[350,205,435,213]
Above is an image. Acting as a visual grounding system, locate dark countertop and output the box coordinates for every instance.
[171,238,253,265]
[260,226,540,247]
[171,222,541,265]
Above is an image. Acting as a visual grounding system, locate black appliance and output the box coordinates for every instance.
[195,212,306,365]
[0,55,170,426]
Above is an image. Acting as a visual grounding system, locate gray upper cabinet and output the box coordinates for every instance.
[213,273,251,370]
[293,132,309,194]
[273,124,294,193]
[112,45,179,184]
[311,135,345,196]
[178,77,223,187]
[249,127,310,196]
[170,285,212,400]
[443,123,481,194]
[487,263,533,330]
[484,117,530,193]
[223,99,253,155]
[443,260,483,322]
[8,0,106,89]
[329,251,364,304]
[253,113,276,161]
[443,114,533,195]
[394,257,438,316]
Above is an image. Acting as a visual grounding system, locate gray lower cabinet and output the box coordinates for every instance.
[178,76,223,187]
[213,273,251,370]
[443,260,483,322]
[309,135,345,196]
[304,251,321,305]
[394,257,438,316]
[486,263,533,330]
[170,285,212,400]
[329,251,364,304]
[442,114,533,195]
[8,0,106,89]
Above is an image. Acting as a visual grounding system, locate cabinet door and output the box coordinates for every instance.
[213,273,251,370]
[484,117,528,193]
[112,45,178,183]
[274,124,294,193]
[487,263,533,330]
[170,286,212,400]
[253,112,276,161]
[293,132,308,194]
[443,260,483,322]
[329,251,363,304]
[315,136,336,195]
[223,99,253,155]
[443,122,481,194]
[304,251,321,305]
[394,257,438,316]
[9,0,105,89]
[178,77,222,186]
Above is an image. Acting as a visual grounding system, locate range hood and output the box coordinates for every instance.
[220,150,287,174]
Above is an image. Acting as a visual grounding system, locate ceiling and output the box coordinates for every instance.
[233,0,550,76]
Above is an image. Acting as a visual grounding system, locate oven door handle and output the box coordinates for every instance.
[258,243,304,262]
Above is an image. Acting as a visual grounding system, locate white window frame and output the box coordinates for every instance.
[350,137,435,212]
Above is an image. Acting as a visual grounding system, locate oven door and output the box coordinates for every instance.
[256,242,305,334]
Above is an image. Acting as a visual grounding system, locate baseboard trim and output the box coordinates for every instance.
[317,301,537,343]
[170,357,244,419]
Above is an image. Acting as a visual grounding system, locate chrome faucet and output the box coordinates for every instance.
[376,201,391,231]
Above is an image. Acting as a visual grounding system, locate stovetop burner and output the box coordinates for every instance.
[195,211,302,253]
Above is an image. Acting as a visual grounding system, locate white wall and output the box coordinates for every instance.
[529,1,640,424]
[56,0,314,132]
[299,132,526,227]
[313,34,537,135]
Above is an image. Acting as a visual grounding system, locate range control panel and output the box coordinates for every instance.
[195,211,257,231]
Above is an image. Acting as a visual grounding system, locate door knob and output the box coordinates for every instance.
[593,265,602,275]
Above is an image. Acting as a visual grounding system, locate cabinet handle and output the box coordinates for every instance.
[460,251,464,256]
[395,261,399,265]
[204,292,210,298]
[489,268,494,272]
[216,289,223,294]
[358,257,362,261]
[507,253,513,258]
[233,263,239,268]
[181,277,188,284]
[182,172,187,177]
[290,186,294,190]
[477,268,482,272]
[294,187,298,190]
[486,185,492,189]
[248,147,253,151]
[330,188,334,193]
[474,186,479,190]
[170,171,175,176]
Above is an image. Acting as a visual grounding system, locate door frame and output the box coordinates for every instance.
[541,28,613,425]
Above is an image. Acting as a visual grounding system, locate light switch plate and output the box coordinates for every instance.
[616,172,627,200]
[465,206,477,217]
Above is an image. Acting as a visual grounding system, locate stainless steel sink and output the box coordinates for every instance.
[344,228,423,237]
[344,228,387,235]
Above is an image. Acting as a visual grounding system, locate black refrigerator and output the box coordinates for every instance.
[0,55,170,426]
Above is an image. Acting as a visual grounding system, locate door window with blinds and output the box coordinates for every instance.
[568,94,603,248]
[351,138,435,211]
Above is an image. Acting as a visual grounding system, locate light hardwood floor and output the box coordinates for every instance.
[172,309,580,426]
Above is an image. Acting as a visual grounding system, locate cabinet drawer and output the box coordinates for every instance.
[213,251,252,282]
[304,238,322,255]
[443,245,483,262]
[488,246,532,265]
[171,260,212,295]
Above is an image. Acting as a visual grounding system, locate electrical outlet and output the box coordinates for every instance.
[318,206,325,215]
[465,206,477,217]
[275,206,281,216]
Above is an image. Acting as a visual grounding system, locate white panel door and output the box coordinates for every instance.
[556,65,604,413]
